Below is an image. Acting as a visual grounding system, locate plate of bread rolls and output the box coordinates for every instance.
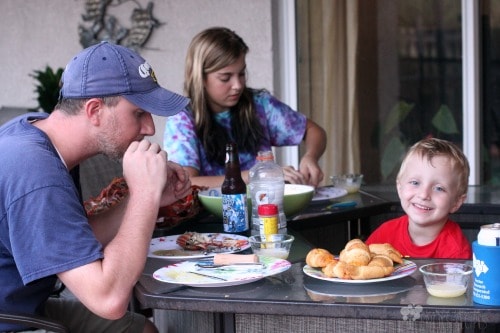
[303,239,417,283]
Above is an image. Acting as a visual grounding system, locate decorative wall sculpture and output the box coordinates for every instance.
[78,0,161,52]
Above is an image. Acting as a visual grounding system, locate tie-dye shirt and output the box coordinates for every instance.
[163,90,307,175]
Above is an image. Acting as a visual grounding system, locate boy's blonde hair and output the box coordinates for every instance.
[397,138,470,196]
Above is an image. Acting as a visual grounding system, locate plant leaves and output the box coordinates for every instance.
[431,105,459,134]
[381,136,407,180]
[382,101,414,135]
[30,66,63,113]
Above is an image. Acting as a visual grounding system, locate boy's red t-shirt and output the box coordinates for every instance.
[365,215,472,259]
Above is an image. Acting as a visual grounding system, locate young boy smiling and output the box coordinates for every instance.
[366,138,472,259]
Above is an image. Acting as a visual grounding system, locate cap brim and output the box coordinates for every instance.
[124,87,189,117]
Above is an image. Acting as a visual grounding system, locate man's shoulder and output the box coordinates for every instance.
[0,113,48,145]
[0,123,68,194]
[0,112,47,130]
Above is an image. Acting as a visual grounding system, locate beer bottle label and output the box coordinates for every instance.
[222,193,249,233]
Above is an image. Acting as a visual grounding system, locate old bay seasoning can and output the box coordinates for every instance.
[258,204,279,235]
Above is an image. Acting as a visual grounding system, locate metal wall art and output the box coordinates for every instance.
[79,0,162,52]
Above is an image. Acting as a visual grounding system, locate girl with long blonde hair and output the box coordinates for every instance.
[164,27,327,188]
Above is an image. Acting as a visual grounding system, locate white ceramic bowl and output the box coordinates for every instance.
[419,263,473,298]
[198,184,314,219]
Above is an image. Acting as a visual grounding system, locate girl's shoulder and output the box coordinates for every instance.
[164,108,195,133]
[251,88,273,101]
[170,107,195,122]
[251,89,290,111]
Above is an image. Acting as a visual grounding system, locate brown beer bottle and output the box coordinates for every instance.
[221,142,249,233]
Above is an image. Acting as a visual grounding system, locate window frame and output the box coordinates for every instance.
[462,0,481,185]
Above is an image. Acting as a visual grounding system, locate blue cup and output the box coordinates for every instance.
[472,241,500,305]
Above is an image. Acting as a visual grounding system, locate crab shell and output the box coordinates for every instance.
[156,185,205,229]
[85,179,206,231]
[176,232,212,250]
[175,232,249,251]
[84,177,129,216]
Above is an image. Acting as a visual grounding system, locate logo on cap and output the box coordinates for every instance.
[138,62,158,83]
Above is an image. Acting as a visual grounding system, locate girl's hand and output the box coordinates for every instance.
[282,165,306,184]
[299,155,324,187]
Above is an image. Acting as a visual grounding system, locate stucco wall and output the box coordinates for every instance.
[0,0,275,145]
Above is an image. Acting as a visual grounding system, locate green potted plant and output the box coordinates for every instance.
[29,65,63,113]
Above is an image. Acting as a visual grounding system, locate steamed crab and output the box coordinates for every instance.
[84,177,205,229]
[176,232,249,252]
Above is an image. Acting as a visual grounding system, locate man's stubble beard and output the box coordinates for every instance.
[97,113,127,162]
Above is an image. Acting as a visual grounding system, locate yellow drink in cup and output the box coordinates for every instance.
[252,247,290,260]
[249,234,294,260]
[426,283,467,298]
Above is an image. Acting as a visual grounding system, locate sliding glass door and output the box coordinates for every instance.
[296,0,499,185]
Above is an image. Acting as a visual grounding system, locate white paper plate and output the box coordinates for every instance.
[153,256,291,287]
[148,233,250,260]
[312,187,348,202]
[303,260,417,284]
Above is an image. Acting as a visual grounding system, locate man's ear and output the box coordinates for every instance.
[85,98,104,125]
[450,194,466,213]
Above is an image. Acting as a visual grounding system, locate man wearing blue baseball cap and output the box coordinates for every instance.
[0,42,191,332]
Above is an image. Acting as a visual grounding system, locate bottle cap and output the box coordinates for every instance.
[257,150,274,162]
[258,204,278,216]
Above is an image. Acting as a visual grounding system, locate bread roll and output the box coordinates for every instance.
[333,260,350,279]
[321,259,339,278]
[344,238,369,252]
[339,247,371,266]
[347,265,395,280]
[306,248,335,268]
[368,254,393,268]
[307,240,401,281]
[368,243,403,264]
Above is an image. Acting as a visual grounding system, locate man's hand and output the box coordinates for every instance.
[122,140,168,200]
[160,161,192,207]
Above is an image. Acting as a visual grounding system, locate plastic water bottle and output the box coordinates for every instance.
[248,151,286,232]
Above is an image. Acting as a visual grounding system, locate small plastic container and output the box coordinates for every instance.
[258,204,279,235]
[248,234,294,259]
[419,263,472,298]
[330,174,364,194]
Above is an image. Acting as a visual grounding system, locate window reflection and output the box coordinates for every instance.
[386,0,462,182]
[483,0,500,184]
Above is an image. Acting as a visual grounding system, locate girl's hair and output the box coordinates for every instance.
[185,27,264,166]
[397,137,470,196]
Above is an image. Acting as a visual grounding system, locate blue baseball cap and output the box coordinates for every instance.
[60,41,188,117]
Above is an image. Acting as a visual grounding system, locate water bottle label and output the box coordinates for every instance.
[222,194,249,232]
[255,190,275,205]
